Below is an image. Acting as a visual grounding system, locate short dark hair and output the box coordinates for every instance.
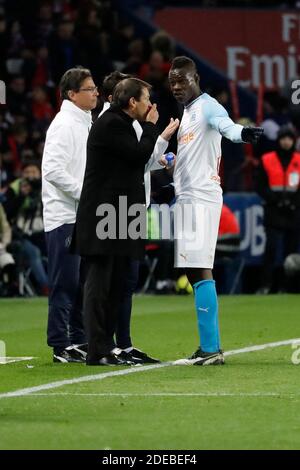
[102,71,132,101]
[171,56,197,72]
[59,67,92,100]
[22,160,41,172]
[112,78,151,109]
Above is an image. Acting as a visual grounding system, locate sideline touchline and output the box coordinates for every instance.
[0,338,299,399]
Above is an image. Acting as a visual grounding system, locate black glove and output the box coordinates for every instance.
[241,126,264,143]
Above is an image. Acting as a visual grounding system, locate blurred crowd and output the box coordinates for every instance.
[0,0,300,296]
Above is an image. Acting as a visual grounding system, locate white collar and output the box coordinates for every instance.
[185,94,204,110]
[61,100,92,125]
[102,101,110,112]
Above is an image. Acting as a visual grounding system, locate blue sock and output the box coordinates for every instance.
[193,279,220,353]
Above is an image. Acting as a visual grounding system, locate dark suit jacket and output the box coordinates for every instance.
[73,104,160,258]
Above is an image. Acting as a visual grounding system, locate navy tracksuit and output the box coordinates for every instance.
[46,224,86,352]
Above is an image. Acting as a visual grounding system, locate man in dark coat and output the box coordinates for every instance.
[74,78,160,365]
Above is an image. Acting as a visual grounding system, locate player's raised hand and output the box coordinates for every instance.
[146,103,159,124]
[161,118,180,141]
[241,126,264,143]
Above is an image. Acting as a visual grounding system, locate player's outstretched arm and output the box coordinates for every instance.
[204,98,263,144]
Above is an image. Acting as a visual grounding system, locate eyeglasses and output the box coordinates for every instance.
[79,86,98,93]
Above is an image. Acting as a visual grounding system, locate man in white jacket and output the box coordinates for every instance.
[99,71,179,364]
[42,67,98,363]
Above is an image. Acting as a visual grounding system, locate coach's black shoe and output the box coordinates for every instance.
[173,348,225,366]
[53,348,85,363]
[114,349,144,365]
[86,353,134,366]
[129,348,160,364]
[71,343,88,360]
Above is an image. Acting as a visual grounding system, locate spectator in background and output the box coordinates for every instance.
[75,6,113,85]
[6,124,29,176]
[122,38,145,76]
[139,50,170,83]
[8,20,25,56]
[31,85,55,132]
[256,125,300,294]
[0,152,13,190]
[110,20,136,68]
[3,161,48,295]
[35,1,55,43]
[7,77,28,117]
[258,91,291,157]
[150,30,175,63]
[0,203,17,296]
[0,112,12,187]
[0,13,9,79]
[139,50,179,135]
[31,45,53,88]
[48,20,79,83]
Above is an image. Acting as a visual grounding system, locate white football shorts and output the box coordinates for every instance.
[173,199,222,269]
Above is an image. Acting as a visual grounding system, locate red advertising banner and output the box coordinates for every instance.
[154,8,300,90]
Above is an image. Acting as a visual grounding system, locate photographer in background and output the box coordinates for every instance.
[3,161,48,295]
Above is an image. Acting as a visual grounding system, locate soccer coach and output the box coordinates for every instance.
[73,78,160,366]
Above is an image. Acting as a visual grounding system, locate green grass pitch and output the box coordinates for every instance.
[0,294,300,450]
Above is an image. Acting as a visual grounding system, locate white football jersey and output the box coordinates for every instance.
[174,93,244,204]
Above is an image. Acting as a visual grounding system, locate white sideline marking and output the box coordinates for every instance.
[0,363,168,398]
[0,357,35,365]
[224,338,300,356]
[0,338,299,399]
[15,392,300,398]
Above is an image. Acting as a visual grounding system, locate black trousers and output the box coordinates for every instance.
[46,224,86,352]
[84,254,130,361]
[116,259,139,349]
